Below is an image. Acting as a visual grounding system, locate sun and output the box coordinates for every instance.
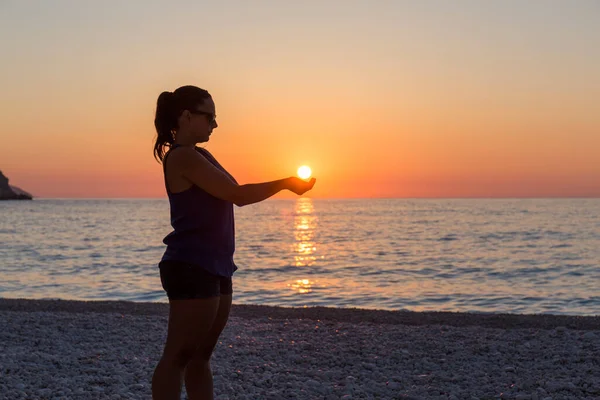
[297,165,312,180]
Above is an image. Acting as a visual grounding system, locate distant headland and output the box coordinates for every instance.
[0,171,33,200]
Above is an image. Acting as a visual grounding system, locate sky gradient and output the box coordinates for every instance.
[1,0,599,198]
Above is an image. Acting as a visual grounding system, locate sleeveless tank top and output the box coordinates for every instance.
[160,144,238,277]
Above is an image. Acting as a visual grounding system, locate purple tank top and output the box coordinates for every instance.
[160,145,238,277]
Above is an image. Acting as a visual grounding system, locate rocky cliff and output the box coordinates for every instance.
[0,171,33,200]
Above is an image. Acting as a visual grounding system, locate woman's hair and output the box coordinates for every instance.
[153,85,211,162]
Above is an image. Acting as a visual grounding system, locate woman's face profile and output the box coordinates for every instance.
[183,97,217,143]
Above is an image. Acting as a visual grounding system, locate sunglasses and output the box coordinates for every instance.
[189,110,216,124]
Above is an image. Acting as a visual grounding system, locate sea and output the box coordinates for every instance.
[1,198,599,316]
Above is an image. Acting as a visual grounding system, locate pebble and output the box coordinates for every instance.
[583,331,596,340]
[1,309,599,399]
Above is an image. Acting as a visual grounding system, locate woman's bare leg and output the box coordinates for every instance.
[184,294,233,400]
[152,297,220,400]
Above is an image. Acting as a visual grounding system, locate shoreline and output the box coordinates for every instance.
[2,297,599,330]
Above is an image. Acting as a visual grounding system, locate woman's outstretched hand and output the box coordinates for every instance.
[287,177,316,195]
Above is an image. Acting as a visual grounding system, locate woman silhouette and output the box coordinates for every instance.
[151,85,315,400]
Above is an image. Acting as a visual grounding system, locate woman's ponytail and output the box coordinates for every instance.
[153,91,177,162]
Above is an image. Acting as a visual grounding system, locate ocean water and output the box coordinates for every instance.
[1,198,599,316]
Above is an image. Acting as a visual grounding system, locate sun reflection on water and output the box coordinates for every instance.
[293,198,318,267]
[288,198,319,294]
[290,278,314,294]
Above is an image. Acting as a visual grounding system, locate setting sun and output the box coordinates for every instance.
[297,165,312,180]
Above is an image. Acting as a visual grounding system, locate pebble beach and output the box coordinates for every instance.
[1,299,599,400]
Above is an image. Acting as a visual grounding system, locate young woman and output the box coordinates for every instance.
[151,85,316,400]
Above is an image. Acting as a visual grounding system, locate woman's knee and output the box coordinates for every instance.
[192,343,216,363]
[162,345,198,369]
[187,356,211,371]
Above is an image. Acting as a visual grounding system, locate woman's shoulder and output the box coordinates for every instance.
[195,146,217,160]
[195,146,211,155]
[165,146,201,170]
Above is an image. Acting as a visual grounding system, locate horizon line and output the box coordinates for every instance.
[21,196,600,201]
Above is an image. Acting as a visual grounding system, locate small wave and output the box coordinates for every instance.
[563,271,584,277]
[244,265,300,274]
[132,246,162,253]
[550,244,571,249]
[73,245,93,251]
[436,235,459,241]
[408,267,438,276]
[574,297,600,306]
[39,254,76,262]
[513,266,548,275]
[458,267,483,274]
[479,232,515,241]
[359,269,391,276]
[435,273,456,279]
[425,295,453,304]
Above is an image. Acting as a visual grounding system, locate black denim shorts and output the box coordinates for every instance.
[159,260,233,300]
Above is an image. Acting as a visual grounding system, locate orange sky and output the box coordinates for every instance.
[1,1,599,198]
